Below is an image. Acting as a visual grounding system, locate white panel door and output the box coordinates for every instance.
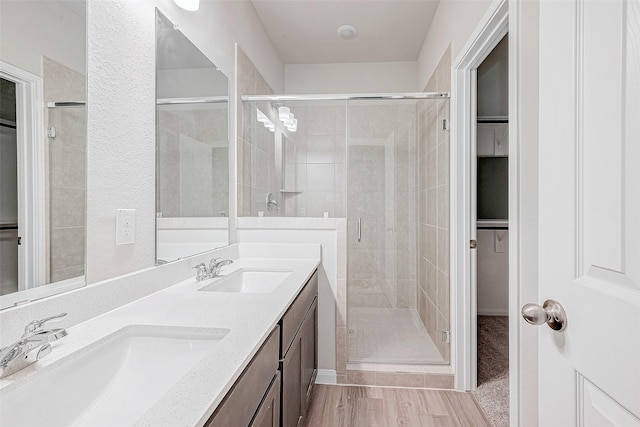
[537,0,640,425]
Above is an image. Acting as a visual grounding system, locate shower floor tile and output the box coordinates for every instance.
[348,308,444,364]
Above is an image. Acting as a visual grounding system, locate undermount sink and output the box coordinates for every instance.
[198,268,292,293]
[0,325,229,427]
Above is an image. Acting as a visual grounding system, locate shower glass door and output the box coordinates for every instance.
[346,98,449,365]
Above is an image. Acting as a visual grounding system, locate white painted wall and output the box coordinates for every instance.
[476,35,509,316]
[156,217,229,262]
[0,1,86,76]
[477,35,509,117]
[476,229,509,315]
[86,0,156,282]
[285,61,418,94]
[86,0,283,282]
[417,0,493,88]
[236,217,347,373]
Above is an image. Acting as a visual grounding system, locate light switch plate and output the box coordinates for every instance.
[116,209,135,245]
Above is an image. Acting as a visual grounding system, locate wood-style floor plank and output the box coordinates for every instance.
[304,385,491,427]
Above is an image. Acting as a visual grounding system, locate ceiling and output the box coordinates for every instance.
[251,0,440,64]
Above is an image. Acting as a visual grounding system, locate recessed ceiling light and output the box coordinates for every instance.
[337,25,358,40]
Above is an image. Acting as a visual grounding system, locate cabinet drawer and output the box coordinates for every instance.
[249,371,281,427]
[205,326,279,427]
[281,270,318,357]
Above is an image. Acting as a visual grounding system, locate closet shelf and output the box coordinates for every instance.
[477,219,509,230]
[477,116,508,123]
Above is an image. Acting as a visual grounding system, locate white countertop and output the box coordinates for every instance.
[0,256,320,426]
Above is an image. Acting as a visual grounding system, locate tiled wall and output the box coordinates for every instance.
[281,102,347,217]
[44,57,86,283]
[238,59,348,218]
[346,101,418,310]
[236,45,275,216]
[417,47,451,361]
[157,106,229,217]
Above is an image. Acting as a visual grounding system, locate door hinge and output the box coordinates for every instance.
[17,236,21,245]
[48,126,56,138]
[470,239,477,249]
[442,331,450,343]
[442,119,449,131]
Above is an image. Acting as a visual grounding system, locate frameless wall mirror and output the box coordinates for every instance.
[0,0,87,309]
[155,10,230,264]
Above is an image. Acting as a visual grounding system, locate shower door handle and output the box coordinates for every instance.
[357,217,361,242]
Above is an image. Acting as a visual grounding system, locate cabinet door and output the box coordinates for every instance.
[281,335,301,427]
[300,299,317,416]
[281,271,318,358]
[205,327,279,427]
[250,372,281,427]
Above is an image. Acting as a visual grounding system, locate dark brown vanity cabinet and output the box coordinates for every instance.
[280,271,318,427]
[250,371,281,427]
[204,270,318,427]
[205,327,280,427]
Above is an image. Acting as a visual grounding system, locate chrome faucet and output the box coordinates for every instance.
[209,258,233,278]
[0,313,68,379]
[193,263,208,281]
[193,258,233,281]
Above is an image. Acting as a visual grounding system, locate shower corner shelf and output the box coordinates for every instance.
[280,189,303,194]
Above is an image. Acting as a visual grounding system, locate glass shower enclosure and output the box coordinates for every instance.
[242,93,450,367]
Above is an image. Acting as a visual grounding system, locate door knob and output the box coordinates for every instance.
[521,299,567,332]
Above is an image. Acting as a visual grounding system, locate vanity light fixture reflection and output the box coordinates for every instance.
[277,106,298,132]
[257,108,275,133]
[174,0,200,11]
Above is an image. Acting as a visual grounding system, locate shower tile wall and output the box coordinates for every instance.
[417,48,451,361]
[347,102,417,310]
[157,106,229,217]
[281,104,346,217]
[236,45,276,216]
[43,57,86,283]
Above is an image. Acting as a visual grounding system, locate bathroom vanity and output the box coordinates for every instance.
[0,245,321,427]
[206,270,318,427]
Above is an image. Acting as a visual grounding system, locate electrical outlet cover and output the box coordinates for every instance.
[116,209,136,245]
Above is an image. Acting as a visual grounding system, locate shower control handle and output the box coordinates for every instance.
[357,217,361,243]
[521,299,567,332]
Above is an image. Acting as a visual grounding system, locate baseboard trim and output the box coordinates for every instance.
[315,369,337,384]
[477,309,509,316]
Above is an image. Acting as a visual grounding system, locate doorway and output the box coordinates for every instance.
[473,35,510,426]
[452,0,540,424]
[0,77,19,296]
